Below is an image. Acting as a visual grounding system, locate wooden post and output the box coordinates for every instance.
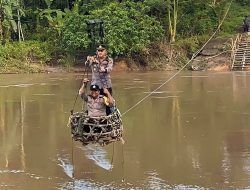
[17,9,21,42]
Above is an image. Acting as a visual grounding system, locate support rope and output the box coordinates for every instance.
[121,143,125,182]
[110,143,115,170]
[71,137,75,179]
[70,64,89,114]
[121,0,233,117]
[70,62,90,184]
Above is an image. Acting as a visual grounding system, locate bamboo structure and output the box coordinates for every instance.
[68,108,123,146]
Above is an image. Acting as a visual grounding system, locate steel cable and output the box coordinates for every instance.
[121,0,233,117]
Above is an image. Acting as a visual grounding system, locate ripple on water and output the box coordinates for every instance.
[0,170,24,174]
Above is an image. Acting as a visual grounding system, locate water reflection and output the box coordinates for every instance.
[57,154,74,178]
[144,171,170,190]
[60,179,118,190]
[0,72,250,189]
[78,144,113,171]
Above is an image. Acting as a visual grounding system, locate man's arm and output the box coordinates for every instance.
[85,56,97,67]
[99,58,113,73]
[79,79,89,101]
[106,58,113,73]
[103,88,114,105]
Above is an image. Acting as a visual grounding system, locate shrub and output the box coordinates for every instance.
[0,41,50,73]
[60,12,90,54]
[91,1,164,56]
[0,41,50,61]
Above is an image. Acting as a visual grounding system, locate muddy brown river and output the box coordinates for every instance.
[0,71,250,189]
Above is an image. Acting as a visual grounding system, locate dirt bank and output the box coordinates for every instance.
[189,38,232,71]
[42,37,238,74]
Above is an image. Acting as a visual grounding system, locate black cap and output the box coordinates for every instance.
[96,44,106,50]
[90,84,100,91]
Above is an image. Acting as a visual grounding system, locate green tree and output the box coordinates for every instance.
[91,1,163,55]
[208,0,232,27]
[177,1,217,36]
[60,12,90,54]
[0,0,24,44]
[38,8,66,36]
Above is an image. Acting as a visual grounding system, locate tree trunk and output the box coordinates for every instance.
[0,12,4,45]
[167,0,178,43]
[17,9,21,42]
[0,16,3,44]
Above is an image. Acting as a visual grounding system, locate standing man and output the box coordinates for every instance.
[86,44,113,95]
[243,16,250,33]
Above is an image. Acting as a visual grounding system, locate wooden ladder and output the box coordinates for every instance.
[232,34,250,70]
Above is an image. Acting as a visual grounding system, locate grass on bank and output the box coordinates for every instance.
[0,41,50,73]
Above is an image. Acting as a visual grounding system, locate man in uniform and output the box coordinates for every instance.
[78,79,114,117]
[85,44,113,95]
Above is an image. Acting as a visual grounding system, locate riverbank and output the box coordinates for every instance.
[45,37,234,73]
[0,35,241,74]
[189,38,232,72]
[190,33,250,71]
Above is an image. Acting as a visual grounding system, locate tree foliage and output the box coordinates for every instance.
[0,0,25,44]
[0,0,249,65]
[60,12,90,53]
[91,1,164,55]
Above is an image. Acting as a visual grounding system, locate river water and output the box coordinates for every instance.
[0,71,250,189]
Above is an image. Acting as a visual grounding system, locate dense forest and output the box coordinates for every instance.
[0,0,249,73]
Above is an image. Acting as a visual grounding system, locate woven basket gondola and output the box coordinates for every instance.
[68,108,123,146]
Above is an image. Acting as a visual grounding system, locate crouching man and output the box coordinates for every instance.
[78,78,114,117]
